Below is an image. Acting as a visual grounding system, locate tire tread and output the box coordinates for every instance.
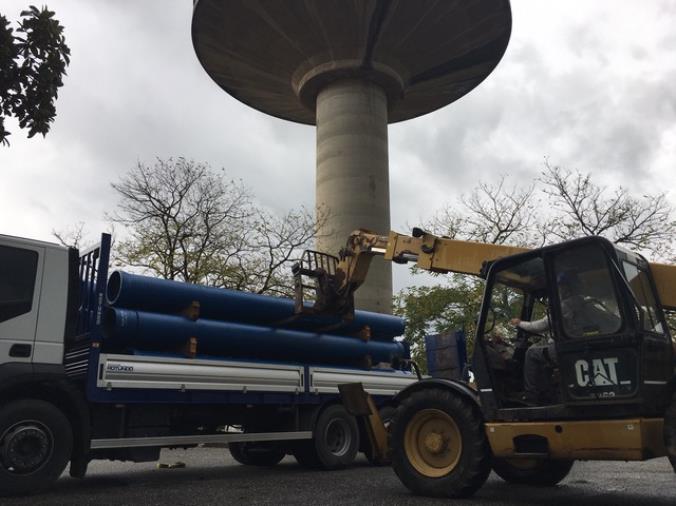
[0,399,73,497]
[492,458,574,486]
[390,388,490,498]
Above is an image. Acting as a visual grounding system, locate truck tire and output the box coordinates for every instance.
[292,443,322,469]
[0,399,73,496]
[228,442,285,467]
[492,458,574,485]
[293,404,359,470]
[390,388,491,498]
[665,392,676,471]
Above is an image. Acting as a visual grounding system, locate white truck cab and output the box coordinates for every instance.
[0,235,71,366]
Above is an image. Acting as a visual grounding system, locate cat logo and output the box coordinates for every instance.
[574,357,620,387]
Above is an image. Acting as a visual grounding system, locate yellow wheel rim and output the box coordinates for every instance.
[404,408,462,478]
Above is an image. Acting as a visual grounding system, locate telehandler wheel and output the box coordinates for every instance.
[390,388,491,498]
[0,399,73,497]
[665,392,676,471]
[228,442,285,467]
[492,458,574,486]
[293,404,359,470]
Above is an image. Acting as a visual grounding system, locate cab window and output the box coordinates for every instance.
[552,244,622,338]
[481,257,548,369]
[622,261,664,334]
[0,245,38,322]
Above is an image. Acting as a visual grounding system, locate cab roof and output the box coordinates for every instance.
[0,233,69,252]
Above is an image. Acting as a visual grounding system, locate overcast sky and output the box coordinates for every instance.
[1,1,675,291]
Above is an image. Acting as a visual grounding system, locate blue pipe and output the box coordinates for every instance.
[103,308,409,366]
[106,271,404,340]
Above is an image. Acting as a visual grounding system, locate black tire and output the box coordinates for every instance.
[292,442,322,469]
[492,458,574,486]
[665,392,676,471]
[0,399,73,497]
[293,404,359,470]
[365,405,396,466]
[390,388,491,498]
[228,442,285,467]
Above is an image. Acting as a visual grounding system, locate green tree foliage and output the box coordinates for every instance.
[109,158,320,297]
[394,275,483,372]
[397,163,676,369]
[0,5,70,146]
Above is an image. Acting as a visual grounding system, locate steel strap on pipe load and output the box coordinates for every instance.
[106,271,404,340]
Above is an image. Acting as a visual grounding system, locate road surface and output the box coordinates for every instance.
[3,449,674,505]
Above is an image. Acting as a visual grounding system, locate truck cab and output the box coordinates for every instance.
[0,235,75,367]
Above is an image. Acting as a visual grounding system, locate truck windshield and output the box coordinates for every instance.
[0,245,38,323]
[552,244,622,338]
[622,261,664,334]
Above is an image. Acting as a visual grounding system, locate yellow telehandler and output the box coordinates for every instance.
[294,228,676,497]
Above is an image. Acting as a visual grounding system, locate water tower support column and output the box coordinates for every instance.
[315,78,392,314]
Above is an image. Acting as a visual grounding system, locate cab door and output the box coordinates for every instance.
[623,258,673,409]
[0,242,44,364]
[550,241,638,404]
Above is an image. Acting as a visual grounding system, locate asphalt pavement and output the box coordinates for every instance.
[2,449,675,506]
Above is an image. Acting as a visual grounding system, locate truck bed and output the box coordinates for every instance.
[97,352,415,397]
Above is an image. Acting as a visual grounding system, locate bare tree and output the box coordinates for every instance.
[52,222,86,249]
[425,176,539,247]
[110,158,252,283]
[212,207,323,297]
[540,161,676,259]
[425,164,675,258]
[52,222,116,254]
[109,158,320,296]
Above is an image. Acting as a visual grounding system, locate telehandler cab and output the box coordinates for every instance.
[294,228,676,497]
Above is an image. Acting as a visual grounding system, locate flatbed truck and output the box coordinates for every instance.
[0,233,415,495]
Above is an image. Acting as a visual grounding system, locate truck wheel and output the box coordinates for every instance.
[390,388,490,498]
[292,443,321,469]
[293,404,359,470]
[228,442,285,466]
[665,392,676,471]
[492,458,574,485]
[0,399,73,496]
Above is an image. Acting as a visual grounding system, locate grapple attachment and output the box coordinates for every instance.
[292,250,354,319]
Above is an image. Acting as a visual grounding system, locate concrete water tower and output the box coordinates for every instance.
[191,0,512,313]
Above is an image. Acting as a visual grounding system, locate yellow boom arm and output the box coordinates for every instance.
[323,228,676,313]
[302,229,529,317]
[380,230,529,275]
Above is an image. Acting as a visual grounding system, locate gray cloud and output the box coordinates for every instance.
[1,1,675,293]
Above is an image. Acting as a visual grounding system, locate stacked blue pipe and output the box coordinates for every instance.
[103,271,408,367]
[106,271,404,340]
[103,308,407,366]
